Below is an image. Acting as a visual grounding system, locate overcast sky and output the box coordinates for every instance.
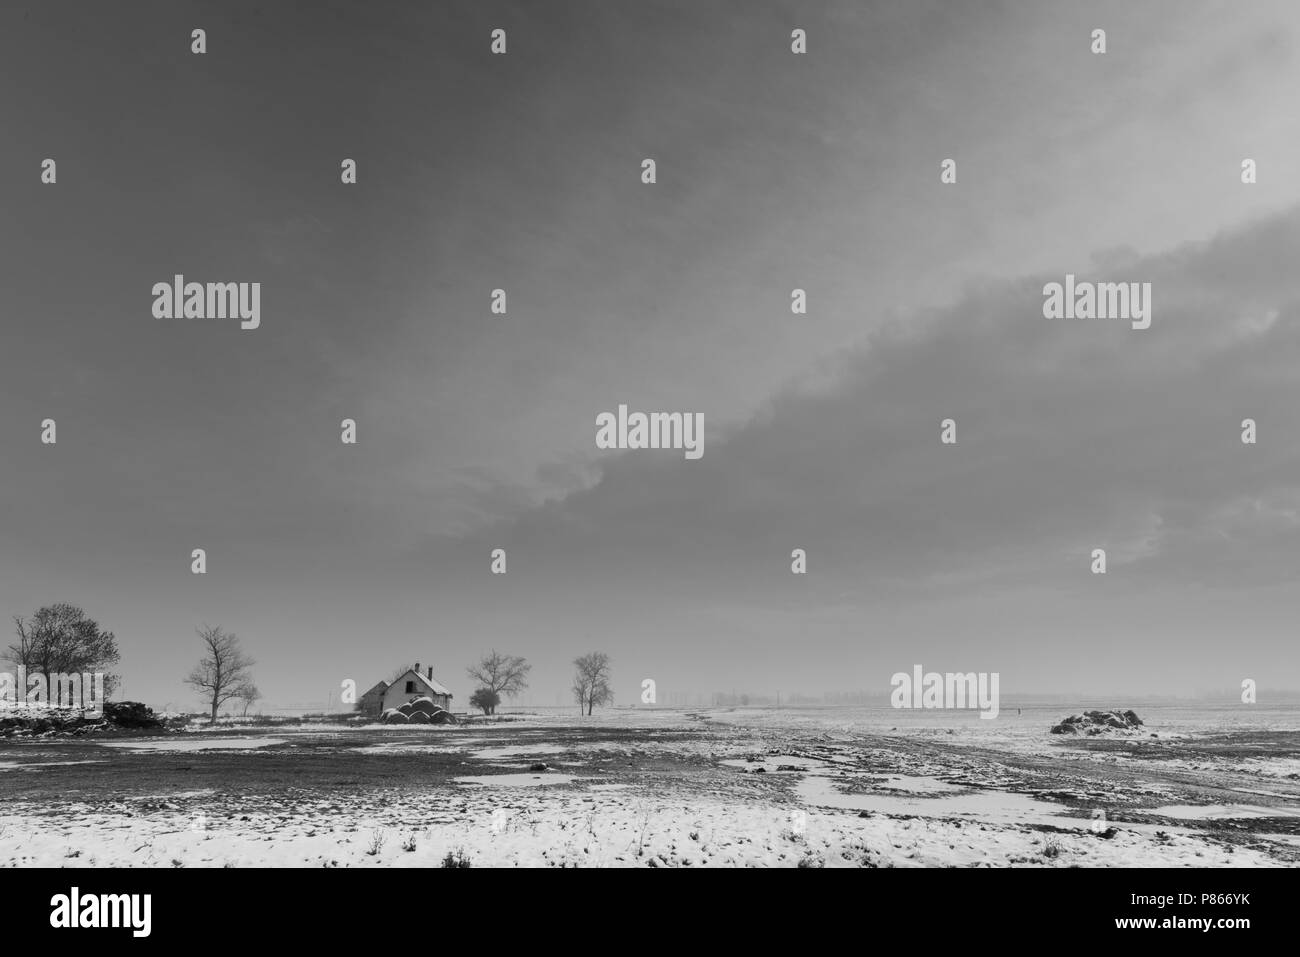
[2,0,1299,709]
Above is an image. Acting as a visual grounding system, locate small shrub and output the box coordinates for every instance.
[440,848,472,868]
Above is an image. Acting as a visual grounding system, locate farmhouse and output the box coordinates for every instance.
[357,681,389,717]
[379,663,453,713]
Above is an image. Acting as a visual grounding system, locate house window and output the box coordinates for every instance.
[405,681,416,693]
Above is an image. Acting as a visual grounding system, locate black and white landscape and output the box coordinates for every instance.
[1,0,1298,870]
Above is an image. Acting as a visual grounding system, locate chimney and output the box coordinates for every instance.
[427,666,432,679]
[413,662,420,675]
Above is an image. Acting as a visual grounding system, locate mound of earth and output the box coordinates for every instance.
[1050,709,1144,735]
[103,701,164,729]
[0,700,164,738]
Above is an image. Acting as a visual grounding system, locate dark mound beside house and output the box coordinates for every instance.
[381,696,457,725]
[1050,709,1144,735]
[0,701,166,738]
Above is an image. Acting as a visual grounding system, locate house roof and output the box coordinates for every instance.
[391,669,453,697]
[361,681,389,697]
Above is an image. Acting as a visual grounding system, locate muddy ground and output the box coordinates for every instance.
[0,712,1295,867]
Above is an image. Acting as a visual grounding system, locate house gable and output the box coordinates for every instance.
[389,669,453,698]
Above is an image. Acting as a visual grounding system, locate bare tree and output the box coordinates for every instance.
[7,604,121,696]
[184,625,255,724]
[572,652,613,716]
[466,650,531,714]
[237,681,261,717]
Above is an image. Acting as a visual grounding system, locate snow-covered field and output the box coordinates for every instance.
[0,706,1296,867]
